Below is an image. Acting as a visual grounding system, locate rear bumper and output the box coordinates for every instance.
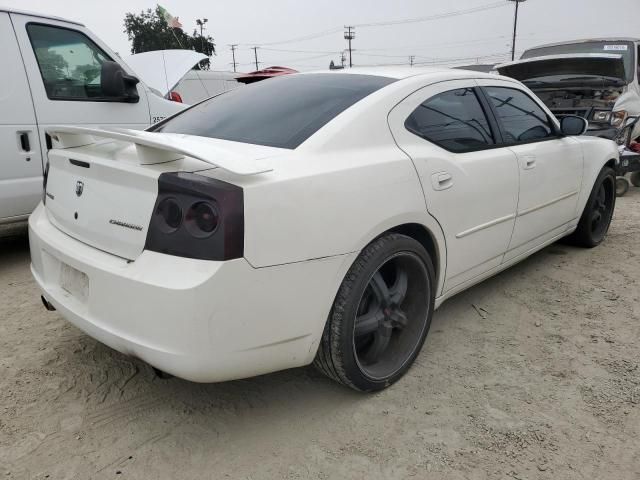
[29,203,354,382]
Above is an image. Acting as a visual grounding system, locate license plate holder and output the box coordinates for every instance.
[60,262,89,302]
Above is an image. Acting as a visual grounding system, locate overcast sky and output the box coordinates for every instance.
[3,0,639,72]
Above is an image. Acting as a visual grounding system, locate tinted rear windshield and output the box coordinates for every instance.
[154,73,395,149]
[522,41,635,83]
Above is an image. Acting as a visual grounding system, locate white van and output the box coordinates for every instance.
[0,8,186,225]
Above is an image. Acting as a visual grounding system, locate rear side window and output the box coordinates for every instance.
[27,24,112,101]
[155,73,396,149]
[484,86,555,144]
[405,88,494,153]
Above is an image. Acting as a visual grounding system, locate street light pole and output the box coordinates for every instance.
[507,0,526,61]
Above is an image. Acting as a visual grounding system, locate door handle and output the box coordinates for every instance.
[19,132,31,152]
[522,155,536,170]
[431,171,453,191]
[17,131,32,162]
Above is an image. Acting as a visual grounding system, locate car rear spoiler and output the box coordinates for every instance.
[45,125,273,176]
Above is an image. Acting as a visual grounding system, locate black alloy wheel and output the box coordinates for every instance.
[569,166,616,247]
[314,233,435,391]
[352,252,429,380]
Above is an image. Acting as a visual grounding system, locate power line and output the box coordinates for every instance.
[353,1,508,28]
[261,53,336,64]
[260,47,338,54]
[239,27,343,47]
[357,52,419,59]
[412,52,513,66]
[356,35,512,53]
[233,2,508,49]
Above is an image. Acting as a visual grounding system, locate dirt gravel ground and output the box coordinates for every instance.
[1,189,639,480]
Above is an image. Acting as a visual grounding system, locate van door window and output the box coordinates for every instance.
[27,24,112,101]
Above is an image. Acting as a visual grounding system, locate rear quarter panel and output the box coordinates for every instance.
[241,146,432,267]
[573,136,619,219]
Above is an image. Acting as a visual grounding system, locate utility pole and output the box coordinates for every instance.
[340,51,346,68]
[507,0,527,61]
[229,44,238,72]
[344,26,355,68]
[251,46,260,70]
[409,55,415,67]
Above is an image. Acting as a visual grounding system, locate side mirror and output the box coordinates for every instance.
[623,116,639,129]
[101,61,140,103]
[560,115,588,136]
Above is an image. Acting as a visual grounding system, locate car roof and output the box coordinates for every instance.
[302,66,500,81]
[525,38,640,51]
[0,5,84,26]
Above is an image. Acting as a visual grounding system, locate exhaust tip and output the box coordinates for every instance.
[41,295,56,311]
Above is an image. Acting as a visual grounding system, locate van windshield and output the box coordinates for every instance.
[153,73,395,149]
[522,41,635,83]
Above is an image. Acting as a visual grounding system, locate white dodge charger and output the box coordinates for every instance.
[30,68,618,391]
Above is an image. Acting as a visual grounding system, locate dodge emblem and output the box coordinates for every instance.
[75,181,84,197]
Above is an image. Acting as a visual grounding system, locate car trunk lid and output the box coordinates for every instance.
[44,127,280,260]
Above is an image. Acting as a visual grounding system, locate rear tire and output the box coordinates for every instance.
[569,167,616,247]
[630,172,640,187]
[314,233,435,392]
[616,177,630,197]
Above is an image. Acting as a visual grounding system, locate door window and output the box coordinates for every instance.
[27,24,112,101]
[484,86,555,144]
[404,88,494,153]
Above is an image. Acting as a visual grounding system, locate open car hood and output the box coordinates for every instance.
[496,53,627,83]
[123,50,207,96]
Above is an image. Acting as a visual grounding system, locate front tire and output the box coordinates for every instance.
[314,233,435,392]
[630,172,640,188]
[569,166,616,247]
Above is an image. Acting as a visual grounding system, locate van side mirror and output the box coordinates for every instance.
[101,61,140,103]
[623,116,639,129]
[560,115,588,136]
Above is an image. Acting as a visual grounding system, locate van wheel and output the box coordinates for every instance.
[569,167,616,247]
[630,172,640,187]
[314,233,435,392]
[616,177,630,197]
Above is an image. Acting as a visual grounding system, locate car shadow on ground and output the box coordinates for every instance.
[0,223,30,262]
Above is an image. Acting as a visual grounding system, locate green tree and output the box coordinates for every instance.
[123,6,216,69]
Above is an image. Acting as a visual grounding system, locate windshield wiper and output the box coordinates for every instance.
[559,75,623,83]
[522,79,551,86]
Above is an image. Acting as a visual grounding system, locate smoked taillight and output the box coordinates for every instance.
[145,172,243,261]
